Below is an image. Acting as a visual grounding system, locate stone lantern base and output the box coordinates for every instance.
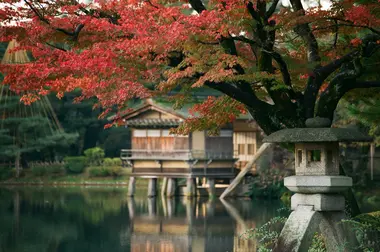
[274,206,359,252]
[284,175,352,193]
[275,175,359,251]
[291,193,345,211]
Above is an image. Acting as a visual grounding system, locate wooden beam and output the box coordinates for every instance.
[219,142,273,199]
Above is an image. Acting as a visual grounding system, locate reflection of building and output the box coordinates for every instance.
[114,98,261,197]
[123,198,257,252]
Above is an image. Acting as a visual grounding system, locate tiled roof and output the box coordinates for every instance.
[126,118,181,128]
[263,128,373,143]
[110,97,253,121]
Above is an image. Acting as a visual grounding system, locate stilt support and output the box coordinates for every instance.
[148,197,157,216]
[207,178,216,199]
[161,177,168,197]
[167,178,177,198]
[127,177,136,197]
[147,178,157,197]
[167,198,175,217]
[185,178,196,197]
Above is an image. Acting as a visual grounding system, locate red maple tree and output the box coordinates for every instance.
[0,0,380,134]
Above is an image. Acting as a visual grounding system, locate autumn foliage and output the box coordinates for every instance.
[0,0,380,134]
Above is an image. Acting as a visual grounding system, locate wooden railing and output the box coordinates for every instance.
[120,149,237,160]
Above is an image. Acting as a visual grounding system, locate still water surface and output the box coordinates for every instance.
[0,186,288,252]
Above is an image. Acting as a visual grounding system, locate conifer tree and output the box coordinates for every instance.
[0,86,78,177]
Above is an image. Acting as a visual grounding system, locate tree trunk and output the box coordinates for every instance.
[15,152,21,178]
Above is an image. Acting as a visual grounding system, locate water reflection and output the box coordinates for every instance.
[0,187,286,252]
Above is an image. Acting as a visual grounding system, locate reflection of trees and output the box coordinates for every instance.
[0,187,131,252]
[17,187,129,224]
[0,192,77,252]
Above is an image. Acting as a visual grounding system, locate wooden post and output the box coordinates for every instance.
[127,177,136,197]
[161,194,168,217]
[185,198,194,225]
[185,178,195,197]
[127,197,136,219]
[147,178,157,197]
[220,143,273,199]
[161,177,168,197]
[167,198,175,217]
[167,178,177,197]
[207,178,216,199]
[148,197,157,216]
[206,199,215,217]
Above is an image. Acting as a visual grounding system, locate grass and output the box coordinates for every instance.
[0,167,155,186]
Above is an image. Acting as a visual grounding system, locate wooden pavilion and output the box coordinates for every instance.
[114,98,261,197]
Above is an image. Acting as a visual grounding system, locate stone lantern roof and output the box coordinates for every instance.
[263,117,373,143]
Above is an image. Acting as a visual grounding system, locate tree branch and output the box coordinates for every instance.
[317,50,360,80]
[318,34,380,80]
[24,0,85,41]
[246,2,261,22]
[265,0,280,19]
[204,81,271,110]
[270,52,292,87]
[289,0,320,64]
[317,79,380,120]
[45,42,67,52]
[188,0,206,13]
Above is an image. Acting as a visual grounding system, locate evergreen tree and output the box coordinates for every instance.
[0,86,78,177]
[337,97,380,146]
[49,89,131,157]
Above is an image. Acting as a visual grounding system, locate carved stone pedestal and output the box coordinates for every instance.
[274,206,359,252]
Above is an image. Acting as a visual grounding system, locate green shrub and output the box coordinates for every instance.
[89,167,104,177]
[63,156,87,174]
[249,168,290,199]
[308,233,327,252]
[30,162,64,175]
[108,166,123,177]
[103,158,122,166]
[89,166,123,177]
[31,166,47,176]
[84,147,105,166]
[47,163,64,174]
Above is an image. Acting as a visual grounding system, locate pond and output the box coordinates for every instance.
[0,186,286,252]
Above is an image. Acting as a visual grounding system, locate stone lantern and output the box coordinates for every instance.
[263,117,372,252]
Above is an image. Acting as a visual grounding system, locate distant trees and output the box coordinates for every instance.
[48,89,131,157]
[0,85,78,177]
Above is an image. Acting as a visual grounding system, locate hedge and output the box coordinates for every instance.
[63,156,87,174]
